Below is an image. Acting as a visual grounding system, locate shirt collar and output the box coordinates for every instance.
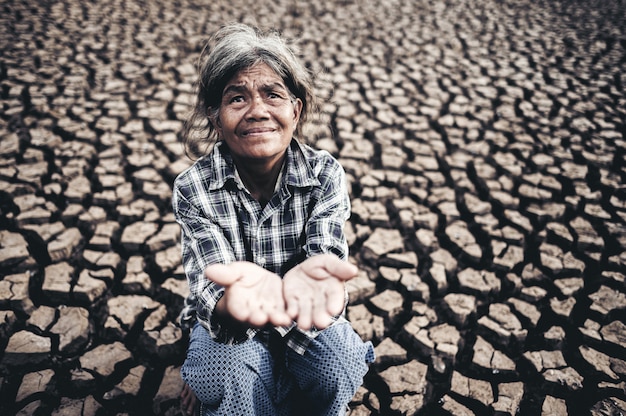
[207,140,321,191]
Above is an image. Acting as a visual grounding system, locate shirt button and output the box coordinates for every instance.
[258,257,266,266]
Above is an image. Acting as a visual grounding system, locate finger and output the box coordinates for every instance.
[186,396,197,416]
[296,296,313,330]
[248,307,268,327]
[248,298,283,327]
[259,277,290,326]
[325,281,346,317]
[270,312,292,328]
[312,291,333,329]
[181,395,192,413]
[181,388,190,407]
[320,255,358,281]
[285,293,300,320]
[263,296,291,327]
[301,255,358,281]
[268,304,292,327]
[181,383,195,415]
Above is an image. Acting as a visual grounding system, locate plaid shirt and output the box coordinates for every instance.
[172,139,350,354]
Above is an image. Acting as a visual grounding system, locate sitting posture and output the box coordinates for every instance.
[173,23,374,416]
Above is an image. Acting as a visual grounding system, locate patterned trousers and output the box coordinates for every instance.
[181,321,375,416]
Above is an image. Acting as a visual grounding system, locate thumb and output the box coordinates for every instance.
[204,263,241,287]
[319,254,358,281]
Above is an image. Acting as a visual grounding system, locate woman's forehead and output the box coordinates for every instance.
[226,63,285,88]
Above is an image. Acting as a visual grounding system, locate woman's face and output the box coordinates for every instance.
[213,62,302,168]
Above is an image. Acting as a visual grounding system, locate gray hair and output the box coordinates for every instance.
[181,23,317,158]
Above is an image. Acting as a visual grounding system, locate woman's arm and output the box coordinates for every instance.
[283,150,357,330]
[304,153,352,259]
[172,179,245,340]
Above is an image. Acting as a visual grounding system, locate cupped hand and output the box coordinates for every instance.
[283,254,358,330]
[205,262,292,328]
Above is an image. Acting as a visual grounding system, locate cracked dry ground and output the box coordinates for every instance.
[1,0,625,415]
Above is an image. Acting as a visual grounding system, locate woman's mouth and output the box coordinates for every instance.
[242,127,275,136]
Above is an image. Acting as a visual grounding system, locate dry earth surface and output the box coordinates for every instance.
[1,0,626,415]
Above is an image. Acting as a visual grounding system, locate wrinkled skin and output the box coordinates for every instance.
[208,254,358,330]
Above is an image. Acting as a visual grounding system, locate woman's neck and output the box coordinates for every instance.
[235,156,285,206]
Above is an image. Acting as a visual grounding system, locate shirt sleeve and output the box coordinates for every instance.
[282,154,352,354]
[304,155,351,260]
[172,178,253,343]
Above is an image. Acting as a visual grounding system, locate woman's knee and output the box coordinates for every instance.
[293,323,374,390]
[181,327,272,404]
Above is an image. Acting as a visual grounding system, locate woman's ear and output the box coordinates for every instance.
[209,110,221,132]
[293,98,303,123]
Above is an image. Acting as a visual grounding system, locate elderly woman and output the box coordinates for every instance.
[172,23,374,416]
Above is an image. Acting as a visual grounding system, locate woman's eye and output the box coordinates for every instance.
[267,91,285,100]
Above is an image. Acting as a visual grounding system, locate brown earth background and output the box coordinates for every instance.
[1,0,625,415]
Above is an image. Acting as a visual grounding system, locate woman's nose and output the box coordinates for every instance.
[246,95,270,119]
